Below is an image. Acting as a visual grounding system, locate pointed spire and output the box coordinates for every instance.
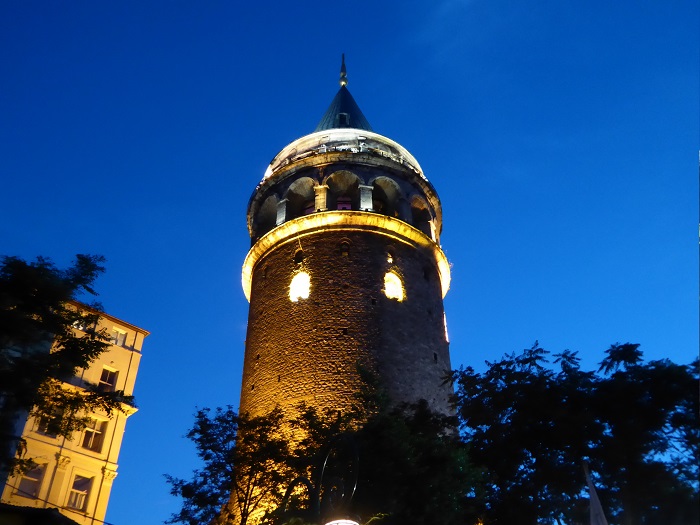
[339,53,348,87]
[315,54,373,132]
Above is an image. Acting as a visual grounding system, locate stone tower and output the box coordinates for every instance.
[239,58,452,420]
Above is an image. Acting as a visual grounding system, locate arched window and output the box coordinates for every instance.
[254,194,279,238]
[371,177,401,218]
[285,177,316,220]
[383,271,405,302]
[325,170,360,211]
[411,197,433,239]
[289,272,311,302]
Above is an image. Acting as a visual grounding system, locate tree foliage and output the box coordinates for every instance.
[167,342,697,525]
[349,400,478,525]
[452,342,699,525]
[165,407,294,525]
[0,254,132,476]
[166,400,479,525]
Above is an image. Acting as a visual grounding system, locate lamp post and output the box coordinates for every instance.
[278,435,360,525]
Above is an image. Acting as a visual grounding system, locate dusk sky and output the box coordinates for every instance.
[1,1,697,524]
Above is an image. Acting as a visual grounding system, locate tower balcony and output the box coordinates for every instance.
[247,129,443,245]
[241,210,450,303]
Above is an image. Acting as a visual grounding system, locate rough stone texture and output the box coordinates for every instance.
[239,226,452,418]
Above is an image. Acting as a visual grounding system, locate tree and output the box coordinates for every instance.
[165,407,295,525]
[0,254,132,477]
[451,342,699,525]
[348,400,479,525]
[166,400,480,525]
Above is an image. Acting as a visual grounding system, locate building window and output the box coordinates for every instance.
[98,367,118,392]
[289,272,311,302]
[383,271,405,302]
[81,419,107,453]
[67,475,92,511]
[337,112,350,127]
[17,463,45,498]
[337,196,352,210]
[35,416,58,438]
[110,328,127,347]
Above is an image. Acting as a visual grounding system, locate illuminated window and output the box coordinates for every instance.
[81,419,107,453]
[17,463,45,498]
[110,328,127,347]
[98,367,118,392]
[383,271,405,301]
[444,312,450,343]
[289,272,311,302]
[67,475,92,511]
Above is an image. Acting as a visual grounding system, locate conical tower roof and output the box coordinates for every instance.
[314,55,373,132]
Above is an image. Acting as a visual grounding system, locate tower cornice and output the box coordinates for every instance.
[241,210,451,302]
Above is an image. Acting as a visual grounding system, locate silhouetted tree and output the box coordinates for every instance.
[165,407,295,525]
[166,400,480,525]
[349,400,478,525]
[452,342,699,525]
[0,255,132,477]
[171,342,697,525]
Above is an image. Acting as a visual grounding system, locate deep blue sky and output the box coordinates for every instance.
[1,2,697,524]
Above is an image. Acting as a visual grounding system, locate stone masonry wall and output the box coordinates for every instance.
[239,226,452,419]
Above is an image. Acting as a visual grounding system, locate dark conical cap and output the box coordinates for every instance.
[314,54,373,132]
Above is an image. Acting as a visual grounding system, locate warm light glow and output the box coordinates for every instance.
[384,271,404,301]
[289,272,310,302]
[242,212,451,301]
[443,312,450,343]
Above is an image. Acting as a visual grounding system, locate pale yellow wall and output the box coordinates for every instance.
[1,307,147,525]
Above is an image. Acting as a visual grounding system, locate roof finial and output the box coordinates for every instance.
[339,53,348,87]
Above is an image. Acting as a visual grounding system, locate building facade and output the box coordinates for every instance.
[1,306,147,525]
[239,59,452,420]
